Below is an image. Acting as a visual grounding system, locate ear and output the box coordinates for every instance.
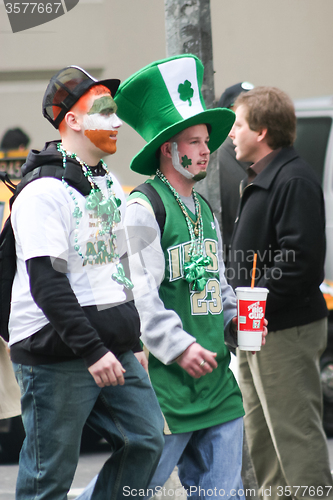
[257,128,268,143]
[160,141,172,158]
[64,111,81,132]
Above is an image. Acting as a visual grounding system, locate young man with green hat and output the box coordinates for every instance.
[75,54,252,500]
[119,55,266,499]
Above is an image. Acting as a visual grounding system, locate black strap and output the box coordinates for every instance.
[130,183,215,237]
[5,163,92,209]
[0,171,17,194]
[14,164,65,195]
[20,163,91,195]
[130,183,166,236]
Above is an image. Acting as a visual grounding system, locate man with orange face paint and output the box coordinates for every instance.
[82,94,120,154]
[8,66,164,500]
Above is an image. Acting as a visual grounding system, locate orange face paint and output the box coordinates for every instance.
[84,129,118,155]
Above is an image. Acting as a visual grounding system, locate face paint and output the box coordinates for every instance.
[83,112,121,132]
[84,129,118,155]
[171,125,210,182]
[171,142,194,179]
[181,155,192,169]
[192,171,207,181]
[82,95,122,155]
[87,95,117,116]
[171,143,207,182]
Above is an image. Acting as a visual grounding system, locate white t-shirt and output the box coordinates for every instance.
[9,173,127,346]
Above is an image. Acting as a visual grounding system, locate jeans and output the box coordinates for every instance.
[149,418,245,500]
[76,417,244,500]
[13,351,164,500]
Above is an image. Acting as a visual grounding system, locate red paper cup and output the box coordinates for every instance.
[235,287,269,351]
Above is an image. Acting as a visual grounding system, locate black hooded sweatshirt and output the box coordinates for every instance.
[10,141,141,367]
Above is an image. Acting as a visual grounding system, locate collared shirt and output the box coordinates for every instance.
[247,148,281,183]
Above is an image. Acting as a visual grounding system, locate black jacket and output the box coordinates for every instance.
[228,146,328,331]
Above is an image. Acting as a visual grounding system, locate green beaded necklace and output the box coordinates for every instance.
[57,142,133,290]
[156,169,212,292]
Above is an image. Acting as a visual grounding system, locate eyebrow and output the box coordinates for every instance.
[188,135,210,141]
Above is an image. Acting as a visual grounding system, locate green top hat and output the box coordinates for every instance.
[114,54,235,176]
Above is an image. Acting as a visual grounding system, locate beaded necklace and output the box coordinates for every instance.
[57,142,133,290]
[156,169,212,292]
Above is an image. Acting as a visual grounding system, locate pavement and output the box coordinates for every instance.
[67,432,333,499]
[1,353,333,500]
[1,440,333,500]
[68,465,185,500]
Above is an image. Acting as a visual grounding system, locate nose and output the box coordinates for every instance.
[229,125,235,139]
[113,114,122,129]
[201,142,210,155]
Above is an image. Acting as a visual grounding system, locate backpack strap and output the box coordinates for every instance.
[0,216,16,341]
[13,164,67,199]
[0,172,17,195]
[129,183,166,236]
[128,183,215,236]
[5,163,92,209]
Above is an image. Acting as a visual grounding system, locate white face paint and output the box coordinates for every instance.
[171,142,194,179]
[82,112,122,131]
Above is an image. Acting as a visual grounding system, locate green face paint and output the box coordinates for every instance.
[192,171,207,182]
[88,95,117,116]
[181,155,192,169]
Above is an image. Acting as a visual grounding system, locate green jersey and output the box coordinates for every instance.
[129,176,243,433]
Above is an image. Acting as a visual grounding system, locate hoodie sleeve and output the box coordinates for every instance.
[124,201,196,365]
[26,256,109,366]
[10,177,110,366]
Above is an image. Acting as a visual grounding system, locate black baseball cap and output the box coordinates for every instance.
[42,66,120,129]
[218,81,254,109]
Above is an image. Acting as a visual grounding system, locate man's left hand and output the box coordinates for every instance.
[261,318,268,348]
[231,316,268,354]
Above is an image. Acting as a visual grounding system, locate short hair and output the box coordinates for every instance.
[68,84,111,115]
[234,86,296,149]
[0,127,30,150]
